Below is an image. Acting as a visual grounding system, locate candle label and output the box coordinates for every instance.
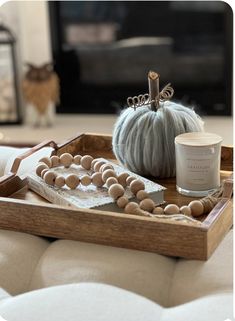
[175,144,221,191]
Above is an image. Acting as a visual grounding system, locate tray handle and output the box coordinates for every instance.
[0,134,84,196]
[10,133,85,175]
[10,140,58,175]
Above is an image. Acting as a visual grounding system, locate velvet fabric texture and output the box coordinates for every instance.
[112,102,204,178]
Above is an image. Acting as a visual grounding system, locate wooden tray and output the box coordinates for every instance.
[0,133,233,260]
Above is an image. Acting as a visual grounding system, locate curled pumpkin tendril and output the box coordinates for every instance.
[159,83,174,102]
[127,83,174,110]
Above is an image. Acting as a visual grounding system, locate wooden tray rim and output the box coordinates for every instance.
[0,132,233,231]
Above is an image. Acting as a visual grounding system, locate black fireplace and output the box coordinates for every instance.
[49,1,233,115]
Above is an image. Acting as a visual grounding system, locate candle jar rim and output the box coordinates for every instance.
[175,132,222,147]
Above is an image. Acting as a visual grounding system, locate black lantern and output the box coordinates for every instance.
[0,24,21,124]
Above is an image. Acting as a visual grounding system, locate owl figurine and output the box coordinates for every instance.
[22,62,60,127]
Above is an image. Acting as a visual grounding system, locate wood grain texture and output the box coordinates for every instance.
[221,146,233,171]
[0,133,233,260]
[0,175,27,197]
[206,199,233,259]
[0,196,207,260]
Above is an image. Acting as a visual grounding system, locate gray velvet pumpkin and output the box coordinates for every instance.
[112,101,204,178]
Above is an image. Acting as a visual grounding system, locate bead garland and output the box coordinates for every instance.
[36,153,217,220]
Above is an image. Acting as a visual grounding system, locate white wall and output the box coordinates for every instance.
[0,0,52,71]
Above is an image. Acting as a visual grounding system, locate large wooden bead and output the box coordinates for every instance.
[100,163,114,173]
[139,198,155,212]
[180,205,192,216]
[152,207,164,215]
[41,168,49,179]
[91,172,104,187]
[80,155,93,170]
[65,174,80,189]
[117,173,129,187]
[74,155,82,165]
[60,153,73,168]
[44,171,57,185]
[106,177,118,188]
[108,183,125,199]
[189,200,204,217]
[91,159,99,170]
[102,169,117,182]
[124,202,139,214]
[51,155,60,167]
[130,179,145,195]
[164,204,180,215]
[94,161,106,172]
[39,157,52,168]
[80,175,91,186]
[36,163,48,177]
[136,190,148,201]
[55,175,65,188]
[116,196,129,208]
[126,176,136,186]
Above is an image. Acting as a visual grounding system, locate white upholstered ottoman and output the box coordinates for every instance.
[0,228,233,320]
[0,283,232,321]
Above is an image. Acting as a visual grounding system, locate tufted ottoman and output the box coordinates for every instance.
[0,228,233,320]
[0,146,233,320]
[0,283,233,321]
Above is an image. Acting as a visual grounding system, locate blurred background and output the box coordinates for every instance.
[50,1,233,116]
[0,1,233,145]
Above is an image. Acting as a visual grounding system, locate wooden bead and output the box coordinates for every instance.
[116,196,129,208]
[80,175,91,186]
[74,155,82,165]
[55,175,65,188]
[91,159,99,170]
[36,163,48,177]
[139,198,155,212]
[91,172,104,187]
[124,202,139,214]
[44,171,57,185]
[136,190,148,201]
[108,183,125,200]
[94,161,106,172]
[106,177,118,188]
[152,207,164,215]
[51,155,60,167]
[102,169,117,182]
[164,204,180,215]
[80,155,93,170]
[65,174,80,189]
[189,200,204,217]
[180,205,192,216]
[39,157,52,168]
[130,179,145,195]
[41,168,49,179]
[100,163,114,172]
[117,173,129,187]
[60,153,73,168]
[126,176,136,186]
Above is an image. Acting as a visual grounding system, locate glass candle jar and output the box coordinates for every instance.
[175,132,222,197]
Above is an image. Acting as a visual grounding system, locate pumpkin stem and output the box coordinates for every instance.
[148,71,160,111]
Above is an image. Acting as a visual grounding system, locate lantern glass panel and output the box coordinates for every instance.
[0,45,17,122]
